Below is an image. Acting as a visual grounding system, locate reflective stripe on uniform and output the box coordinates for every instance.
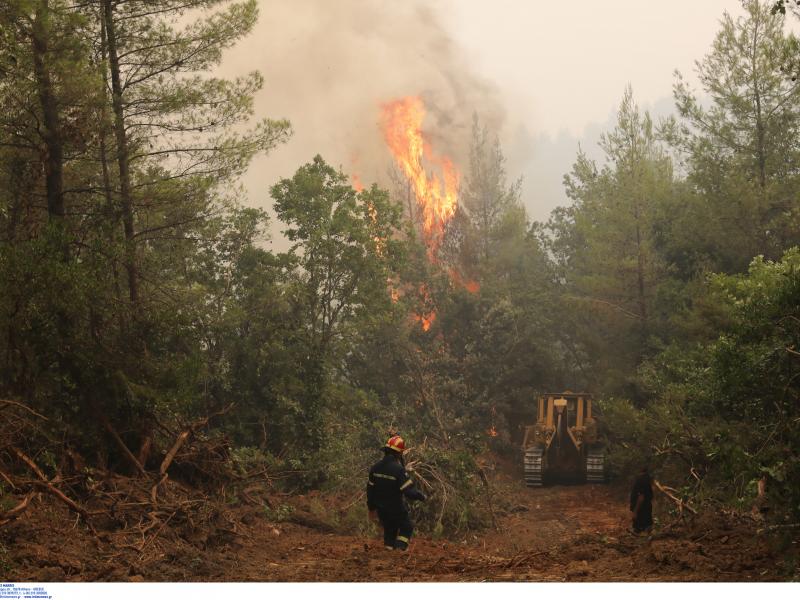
[373,473,396,481]
[399,479,413,490]
[396,535,409,543]
[368,480,374,486]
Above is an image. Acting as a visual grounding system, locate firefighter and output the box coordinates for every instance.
[367,435,426,550]
[630,465,654,534]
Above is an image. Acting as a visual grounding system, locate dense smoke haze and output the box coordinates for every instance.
[222,0,506,246]
[220,0,754,243]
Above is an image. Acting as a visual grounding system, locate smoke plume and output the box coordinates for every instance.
[221,0,505,241]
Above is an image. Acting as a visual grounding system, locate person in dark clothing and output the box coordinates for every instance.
[630,466,654,533]
[367,435,426,550]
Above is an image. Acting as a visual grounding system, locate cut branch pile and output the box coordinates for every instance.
[0,399,265,563]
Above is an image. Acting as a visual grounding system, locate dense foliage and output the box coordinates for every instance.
[1,0,798,535]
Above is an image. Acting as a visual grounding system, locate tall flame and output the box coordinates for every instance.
[380,96,477,331]
[381,96,459,260]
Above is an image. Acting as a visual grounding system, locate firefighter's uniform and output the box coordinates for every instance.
[367,437,425,550]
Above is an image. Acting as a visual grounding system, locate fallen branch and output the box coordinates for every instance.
[32,477,88,518]
[102,418,147,477]
[138,510,177,554]
[10,446,48,481]
[654,479,697,516]
[503,549,549,569]
[10,447,95,531]
[159,403,234,476]
[0,469,17,490]
[159,431,191,477]
[0,399,48,420]
[0,492,35,526]
[150,474,168,505]
[151,403,234,505]
[137,435,153,469]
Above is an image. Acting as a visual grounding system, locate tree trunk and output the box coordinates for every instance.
[98,4,128,337]
[750,13,767,192]
[634,212,647,325]
[31,1,66,240]
[102,0,139,307]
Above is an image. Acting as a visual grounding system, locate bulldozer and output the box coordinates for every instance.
[521,391,604,486]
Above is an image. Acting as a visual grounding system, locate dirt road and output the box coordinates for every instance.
[5,480,795,582]
[188,483,790,582]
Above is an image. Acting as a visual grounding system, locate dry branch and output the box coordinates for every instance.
[159,403,234,477]
[137,435,153,468]
[654,479,697,515]
[10,446,48,481]
[0,469,17,490]
[0,492,35,526]
[150,474,169,505]
[10,446,95,532]
[159,431,191,477]
[138,510,177,554]
[0,399,48,420]
[102,418,147,477]
[151,403,234,505]
[503,549,549,569]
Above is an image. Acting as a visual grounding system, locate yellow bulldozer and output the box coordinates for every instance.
[521,391,604,486]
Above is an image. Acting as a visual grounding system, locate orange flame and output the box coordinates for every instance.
[415,311,436,332]
[411,283,436,332]
[351,173,365,192]
[381,96,459,261]
[380,96,476,329]
[448,267,480,295]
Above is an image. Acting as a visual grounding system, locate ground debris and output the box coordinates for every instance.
[0,473,797,581]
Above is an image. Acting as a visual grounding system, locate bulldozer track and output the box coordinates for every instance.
[586,448,605,483]
[523,446,543,487]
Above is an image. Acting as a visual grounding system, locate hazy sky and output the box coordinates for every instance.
[221,0,754,242]
[441,0,747,137]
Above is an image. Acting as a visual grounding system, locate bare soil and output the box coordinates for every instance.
[2,472,797,582]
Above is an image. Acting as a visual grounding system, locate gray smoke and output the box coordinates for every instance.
[221,0,505,244]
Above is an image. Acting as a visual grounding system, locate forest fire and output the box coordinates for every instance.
[380,96,476,329]
[381,96,459,260]
[411,283,436,331]
[415,310,436,332]
[448,267,480,294]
